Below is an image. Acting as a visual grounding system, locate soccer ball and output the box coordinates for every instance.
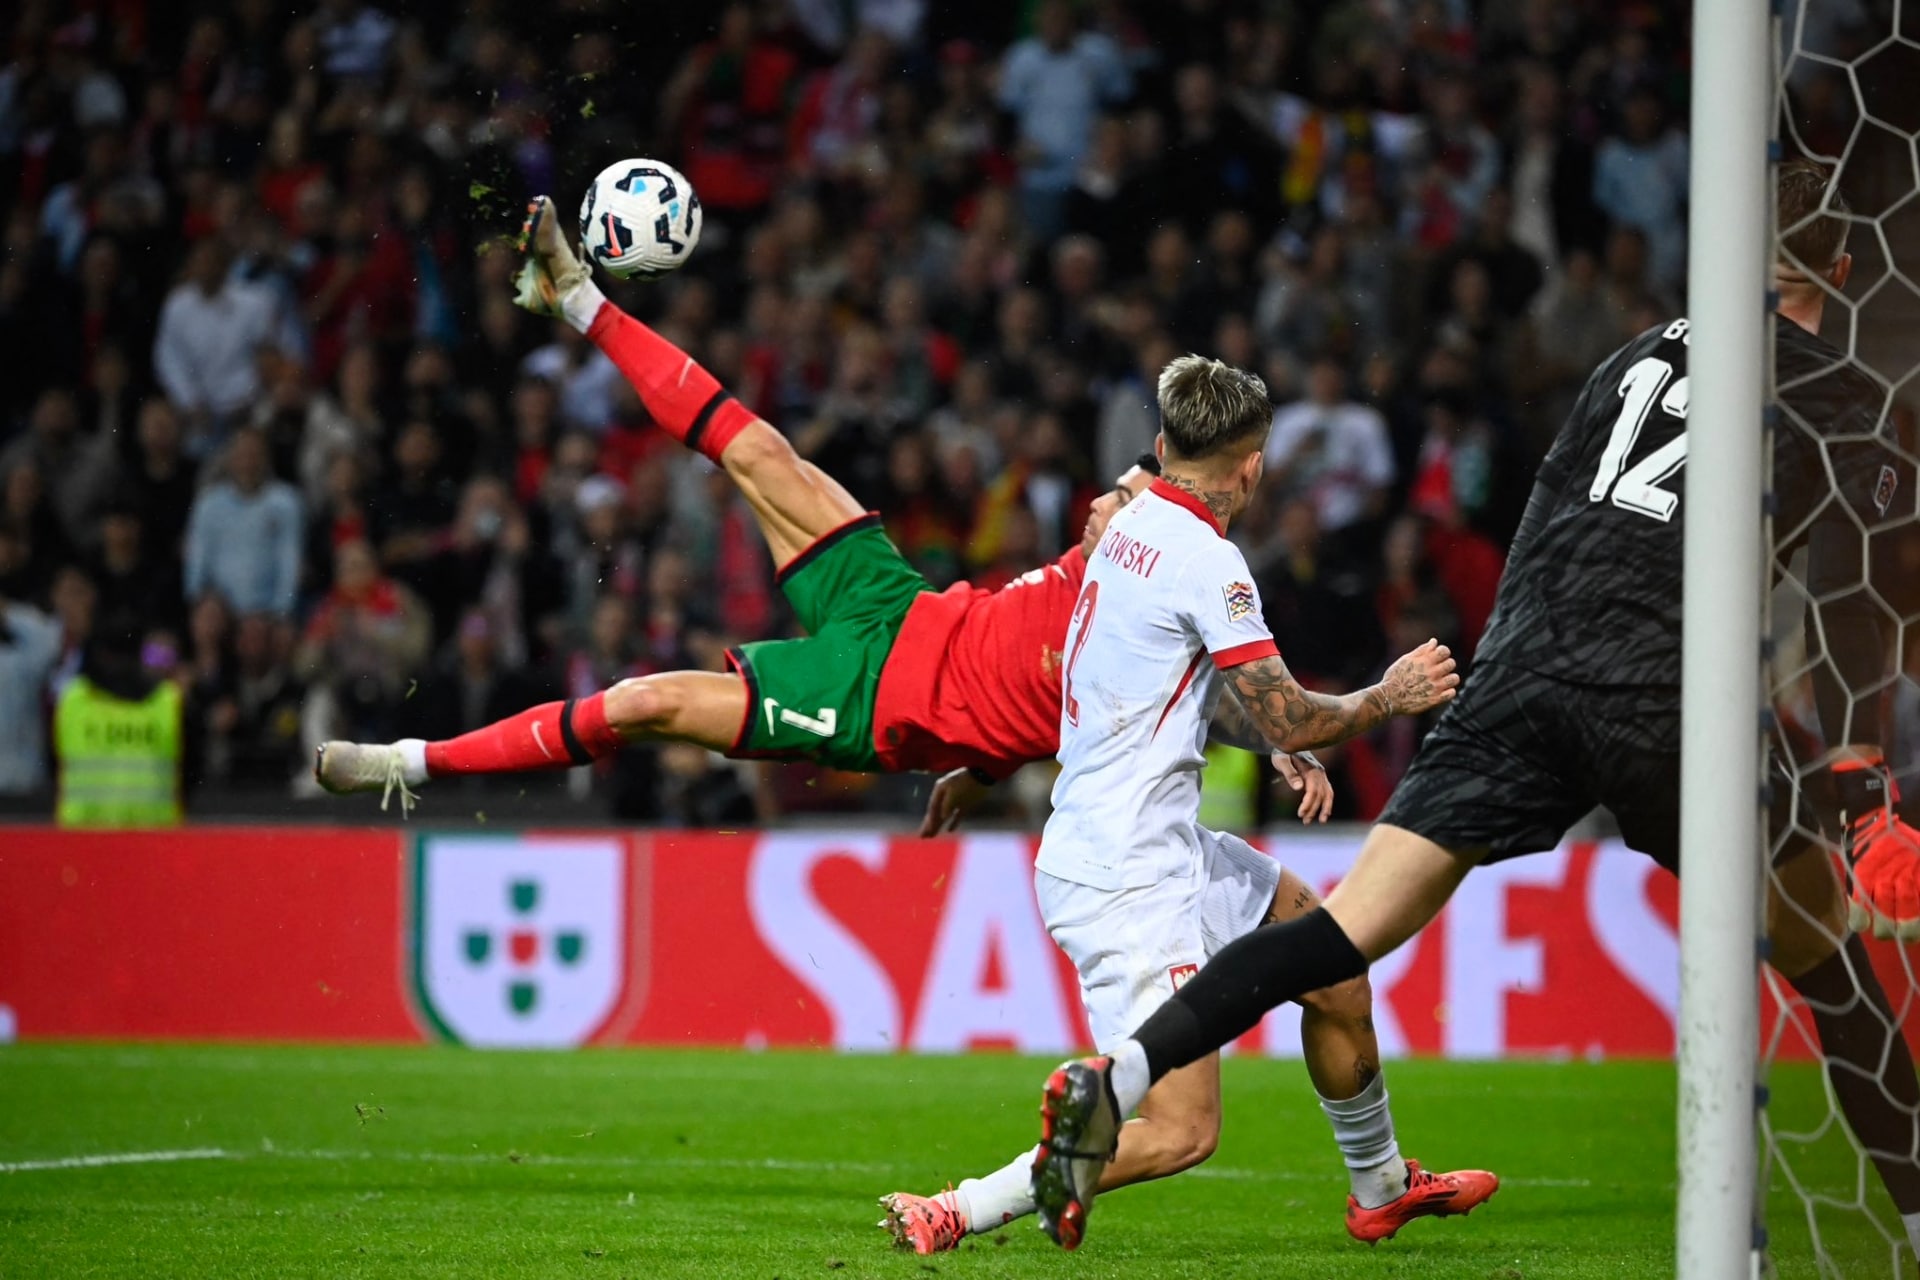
[578,158,703,279]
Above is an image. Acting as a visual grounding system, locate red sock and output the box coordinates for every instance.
[425,693,622,777]
[586,304,756,463]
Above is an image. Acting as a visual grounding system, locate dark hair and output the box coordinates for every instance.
[1135,452,1162,476]
[1156,354,1272,460]
[1778,158,1849,278]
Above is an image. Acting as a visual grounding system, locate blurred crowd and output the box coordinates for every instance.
[0,0,1912,823]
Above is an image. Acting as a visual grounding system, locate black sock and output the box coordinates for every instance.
[1133,907,1368,1083]
[1790,935,1920,1213]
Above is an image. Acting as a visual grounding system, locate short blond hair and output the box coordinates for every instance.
[1156,354,1272,459]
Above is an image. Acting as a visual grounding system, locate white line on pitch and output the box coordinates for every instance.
[0,1146,1598,1193]
[0,1148,230,1174]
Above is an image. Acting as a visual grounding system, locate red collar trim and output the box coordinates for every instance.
[1148,478,1225,536]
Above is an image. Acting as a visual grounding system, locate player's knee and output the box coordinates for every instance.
[1135,1100,1220,1175]
[604,676,681,734]
[1301,972,1374,1027]
[1165,1119,1219,1173]
[719,419,790,472]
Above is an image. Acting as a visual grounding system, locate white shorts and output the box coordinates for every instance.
[1035,829,1283,1053]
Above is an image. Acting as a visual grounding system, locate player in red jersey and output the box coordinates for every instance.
[315,197,1491,1245]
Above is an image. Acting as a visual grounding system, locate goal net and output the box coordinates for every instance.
[1761,1,1920,1275]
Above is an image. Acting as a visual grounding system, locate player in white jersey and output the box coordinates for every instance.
[1025,356,1485,1251]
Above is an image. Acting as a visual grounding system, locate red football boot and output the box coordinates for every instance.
[1345,1159,1500,1243]
[878,1190,967,1255]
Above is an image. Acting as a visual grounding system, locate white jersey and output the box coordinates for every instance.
[1036,479,1279,891]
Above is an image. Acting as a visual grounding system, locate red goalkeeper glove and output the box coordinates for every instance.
[1836,758,1920,940]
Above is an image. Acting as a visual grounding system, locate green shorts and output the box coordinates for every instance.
[726,515,927,772]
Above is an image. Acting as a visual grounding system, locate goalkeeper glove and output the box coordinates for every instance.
[1835,757,1920,941]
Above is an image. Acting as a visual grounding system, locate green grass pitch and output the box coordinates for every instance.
[0,1046,1901,1279]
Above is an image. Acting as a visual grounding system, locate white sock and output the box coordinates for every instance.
[560,276,606,334]
[395,738,429,786]
[1108,1039,1151,1118]
[1319,1072,1407,1209]
[1903,1210,1920,1258]
[955,1146,1040,1234]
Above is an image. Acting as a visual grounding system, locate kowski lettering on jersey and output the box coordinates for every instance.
[1097,526,1162,578]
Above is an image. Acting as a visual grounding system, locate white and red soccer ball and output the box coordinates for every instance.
[578,158,703,280]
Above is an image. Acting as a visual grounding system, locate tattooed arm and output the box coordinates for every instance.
[1207,691,1273,754]
[1224,638,1459,753]
[1209,697,1336,822]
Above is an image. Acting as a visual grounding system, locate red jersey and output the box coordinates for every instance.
[872,548,1086,777]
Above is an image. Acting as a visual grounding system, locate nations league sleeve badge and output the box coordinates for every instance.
[1222,581,1256,622]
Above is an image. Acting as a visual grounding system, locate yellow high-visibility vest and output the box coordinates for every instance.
[1199,743,1258,833]
[54,677,183,828]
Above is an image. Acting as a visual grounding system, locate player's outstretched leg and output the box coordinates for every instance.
[1767,844,1920,1251]
[516,196,863,569]
[1280,871,1497,1242]
[314,670,747,811]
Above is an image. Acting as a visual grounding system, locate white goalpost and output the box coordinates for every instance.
[1683,0,1920,1275]
[1676,0,1773,1276]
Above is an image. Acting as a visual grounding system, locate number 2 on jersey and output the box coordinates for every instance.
[1591,355,1690,522]
[1062,581,1099,727]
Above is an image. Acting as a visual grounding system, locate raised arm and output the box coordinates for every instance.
[1223,638,1458,754]
[1176,533,1457,756]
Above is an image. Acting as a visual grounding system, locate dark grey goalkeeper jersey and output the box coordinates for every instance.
[1471,315,1901,687]
[1376,313,1905,869]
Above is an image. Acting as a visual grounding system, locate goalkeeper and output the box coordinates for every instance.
[1030,160,1920,1254]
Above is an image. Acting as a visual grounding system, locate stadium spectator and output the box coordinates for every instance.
[0,596,62,802]
[296,536,430,747]
[439,475,538,669]
[657,741,759,826]
[786,0,927,54]
[371,420,460,632]
[1161,64,1280,234]
[2,461,71,607]
[1592,87,1691,285]
[250,350,358,502]
[684,462,774,641]
[151,238,287,449]
[183,426,303,622]
[790,29,892,186]
[316,0,397,82]
[523,323,623,435]
[47,564,97,688]
[661,3,800,216]
[90,500,182,639]
[190,610,306,789]
[1251,497,1384,690]
[1262,357,1397,543]
[1,388,116,551]
[998,0,1132,238]
[1428,187,1545,322]
[302,448,372,596]
[1502,62,1602,272]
